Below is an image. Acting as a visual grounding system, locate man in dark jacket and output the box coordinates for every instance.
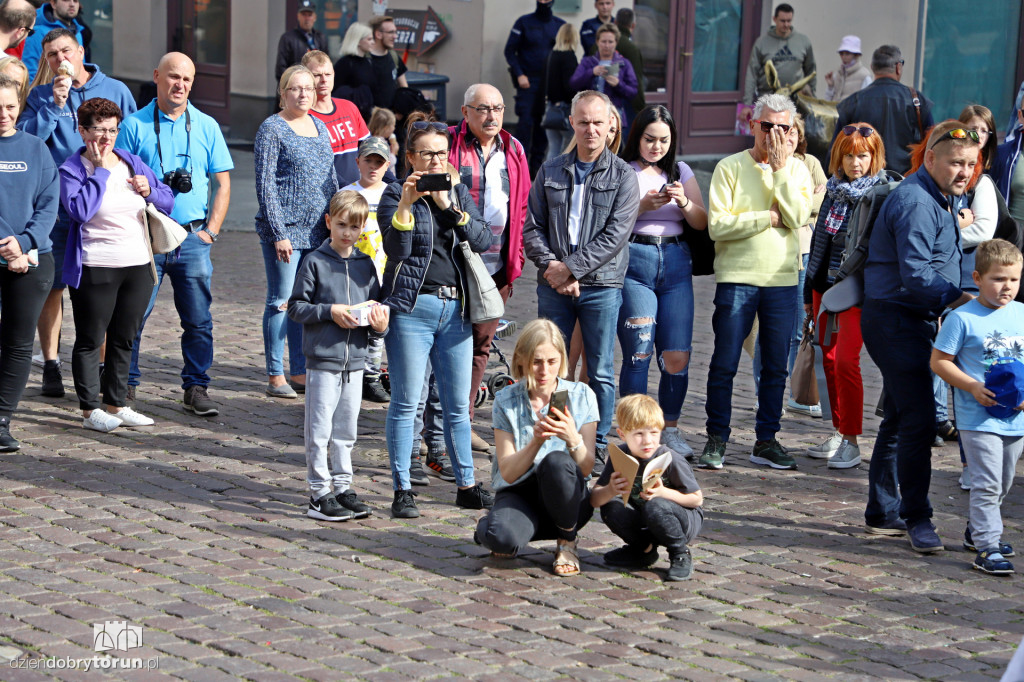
[523,90,640,462]
[275,0,327,81]
[580,0,614,54]
[990,104,1024,221]
[834,45,933,175]
[860,120,976,550]
[504,0,564,175]
[614,9,645,126]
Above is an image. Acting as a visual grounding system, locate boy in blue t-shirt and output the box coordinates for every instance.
[932,239,1024,575]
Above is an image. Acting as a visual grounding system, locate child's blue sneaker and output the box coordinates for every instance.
[974,549,1014,575]
[963,527,1014,557]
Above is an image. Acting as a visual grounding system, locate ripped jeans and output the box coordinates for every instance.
[260,241,314,377]
[617,240,693,421]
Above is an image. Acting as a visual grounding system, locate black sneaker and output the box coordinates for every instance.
[666,548,693,581]
[307,494,355,521]
[0,417,20,452]
[455,483,494,509]
[363,375,390,403]
[936,419,959,441]
[604,544,658,568]
[963,527,1014,557]
[335,489,372,518]
[391,489,420,518]
[750,439,797,470]
[426,451,456,481]
[184,385,220,417]
[698,433,726,469]
[41,360,64,398]
[126,385,137,404]
[409,454,430,486]
[974,549,1014,575]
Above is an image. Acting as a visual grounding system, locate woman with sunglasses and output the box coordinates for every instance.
[803,123,889,469]
[255,65,338,398]
[377,111,495,519]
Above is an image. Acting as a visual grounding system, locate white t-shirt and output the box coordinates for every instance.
[480,147,509,276]
[342,180,386,280]
[80,158,150,268]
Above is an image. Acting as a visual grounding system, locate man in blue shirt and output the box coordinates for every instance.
[116,52,233,417]
[861,120,976,551]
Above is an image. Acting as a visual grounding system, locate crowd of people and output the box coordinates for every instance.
[1,0,1023,582]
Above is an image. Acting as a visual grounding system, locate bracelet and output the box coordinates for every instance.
[681,196,691,209]
[568,440,584,453]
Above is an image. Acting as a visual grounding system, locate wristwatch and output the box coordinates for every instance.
[200,227,218,242]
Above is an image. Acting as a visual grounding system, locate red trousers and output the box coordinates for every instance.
[812,290,864,436]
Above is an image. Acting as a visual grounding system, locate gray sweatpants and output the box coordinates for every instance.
[960,429,1023,552]
[304,368,364,500]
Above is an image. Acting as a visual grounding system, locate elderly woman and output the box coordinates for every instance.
[475,319,598,576]
[332,22,376,121]
[569,23,638,139]
[803,123,889,471]
[255,64,338,398]
[0,74,60,450]
[377,111,495,519]
[60,97,175,432]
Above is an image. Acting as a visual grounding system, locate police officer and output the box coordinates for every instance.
[115,52,233,417]
[504,0,564,175]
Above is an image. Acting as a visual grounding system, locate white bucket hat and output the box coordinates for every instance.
[837,35,862,54]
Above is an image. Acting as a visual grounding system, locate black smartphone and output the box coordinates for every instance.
[416,173,452,192]
[549,389,569,418]
[659,183,668,194]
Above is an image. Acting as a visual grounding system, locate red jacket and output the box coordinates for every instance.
[448,120,530,286]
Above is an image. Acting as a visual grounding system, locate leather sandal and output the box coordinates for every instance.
[553,538,580,577]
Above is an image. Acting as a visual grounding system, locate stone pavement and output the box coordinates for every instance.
[2,162,1023,679]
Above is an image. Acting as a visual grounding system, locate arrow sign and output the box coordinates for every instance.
[391,6,449,57]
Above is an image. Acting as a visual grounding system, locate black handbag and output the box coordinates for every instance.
[683,222,716,276]
[541,102,571,131]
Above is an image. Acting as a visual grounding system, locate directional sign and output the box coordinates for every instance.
[391,6,449,57]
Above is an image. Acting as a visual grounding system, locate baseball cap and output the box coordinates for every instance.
[298,0,315,13]
[984,357,1024,419]
[358,136,390,160]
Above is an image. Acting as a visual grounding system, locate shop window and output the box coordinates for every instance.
[79,0,112,75]
[692,0,743,93]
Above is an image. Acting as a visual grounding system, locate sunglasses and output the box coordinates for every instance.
[754,120,791,134]
[411,121,448,133]
[842,125,874,137]
[928,128,980,149]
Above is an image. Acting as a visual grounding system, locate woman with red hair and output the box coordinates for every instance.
[803,123,891,470]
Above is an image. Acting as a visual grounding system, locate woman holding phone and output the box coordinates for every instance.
[376,111,495,520]
[475,319,599,576]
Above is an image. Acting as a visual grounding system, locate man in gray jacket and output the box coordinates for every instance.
[523,90,640,463]
[740,4,815,122]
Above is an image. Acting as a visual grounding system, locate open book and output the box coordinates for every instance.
[606,444,672,503]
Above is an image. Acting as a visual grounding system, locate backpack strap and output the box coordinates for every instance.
[389,49,401,70]
[908,86,924,138]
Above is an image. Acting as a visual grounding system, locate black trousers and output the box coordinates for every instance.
[600,496,702,552]
[475,450,594,556]
[69,264,153,410]
[0,253,54,419]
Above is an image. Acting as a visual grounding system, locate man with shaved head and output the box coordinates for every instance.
[115,52,233,418]
[0,0,37,52]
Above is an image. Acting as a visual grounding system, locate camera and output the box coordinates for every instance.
[163,168,193,194]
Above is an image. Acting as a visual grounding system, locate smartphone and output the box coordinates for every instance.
[605,62,620,78]
[416,173,452,192]
[659,183,669,194]
[0,248,38,268]
[549,389,569,419]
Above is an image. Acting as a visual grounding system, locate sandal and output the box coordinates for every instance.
[553,538,581,577]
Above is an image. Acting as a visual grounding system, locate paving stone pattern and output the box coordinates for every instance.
[1,229,1022,681]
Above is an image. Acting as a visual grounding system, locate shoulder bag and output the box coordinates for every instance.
[448,188,503,324]
[144,203,188,254]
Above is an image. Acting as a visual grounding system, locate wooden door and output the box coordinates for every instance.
[168,0,230,124]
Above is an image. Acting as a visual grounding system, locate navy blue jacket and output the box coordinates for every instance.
[863,170,963,319]
[504,5,565,80]
[991,135,1023,203]
[579,16,605,55]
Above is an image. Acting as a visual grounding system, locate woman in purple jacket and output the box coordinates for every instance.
[59,98,174,433]
[569,23,638,139]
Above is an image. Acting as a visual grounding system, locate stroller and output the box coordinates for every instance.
[475,319,517,407]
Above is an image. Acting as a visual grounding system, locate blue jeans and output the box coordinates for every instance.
[753,253,808,396]
[861,300,937,527]
[537,284,621,447]
[705,283,796,442]
[385,294,475,491]
[618,241,693,421]
[260,241,313,377]
[933,373,949,422]
[129,233,214,389]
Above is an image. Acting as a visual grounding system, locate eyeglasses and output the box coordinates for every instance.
[286,86,315,94]
[467,104,505,115]
[413,149,448,162]
[83,126,119,136]
[381,29,397,35]
[928,128,980,149]
[411,121,448,133]
[842,125,874,137]
[753,120,791,134]
[22,27,34,38]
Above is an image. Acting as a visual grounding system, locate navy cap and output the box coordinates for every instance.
[298,0,315,12]
[984,357,1024,419]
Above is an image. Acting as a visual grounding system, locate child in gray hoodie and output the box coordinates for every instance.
[289,190,390,521]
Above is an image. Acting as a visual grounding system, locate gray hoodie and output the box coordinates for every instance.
[288,240,382,374]
[743,27,816,104]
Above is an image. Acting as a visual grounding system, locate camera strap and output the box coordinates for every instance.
[153,105,192,176]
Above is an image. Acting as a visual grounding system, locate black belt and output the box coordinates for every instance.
[629,234,683,245]
[184,219,206,233]
[421,285,461,300]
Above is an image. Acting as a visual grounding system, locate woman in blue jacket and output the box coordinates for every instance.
[376,111,495,519]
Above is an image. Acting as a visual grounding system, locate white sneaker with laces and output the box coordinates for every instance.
[787,398,822,418]
[113,406,155,427]
[827,441,861,469]
[660,427,694,459]
[807,431,842,459]
[83,410,122,432]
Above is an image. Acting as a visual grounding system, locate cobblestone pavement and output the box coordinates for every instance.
[2,197,1023,679]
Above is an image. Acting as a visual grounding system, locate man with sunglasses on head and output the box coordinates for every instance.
[698,93,812,472]
[834,44,934,175]
[0,0,36,53]
[860,121,977,552]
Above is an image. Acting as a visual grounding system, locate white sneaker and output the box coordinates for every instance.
[959,467,972,490]
[83,410,122,432]
[787,398,822,418]
[112,406,154,427]
[827,441,861,469]
[660,427,694,459]
[807,431,842,459]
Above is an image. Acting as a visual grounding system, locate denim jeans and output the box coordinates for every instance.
[933,373,949,422]
[537,284,622,447]
[129,233,214,389]
[862,300,937,527]
[618,241,693,422]
[706,283,796,442]
[260,241,314,377]
[0,252,54,419]
[384,294,475,491]
[753,253,808,396]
